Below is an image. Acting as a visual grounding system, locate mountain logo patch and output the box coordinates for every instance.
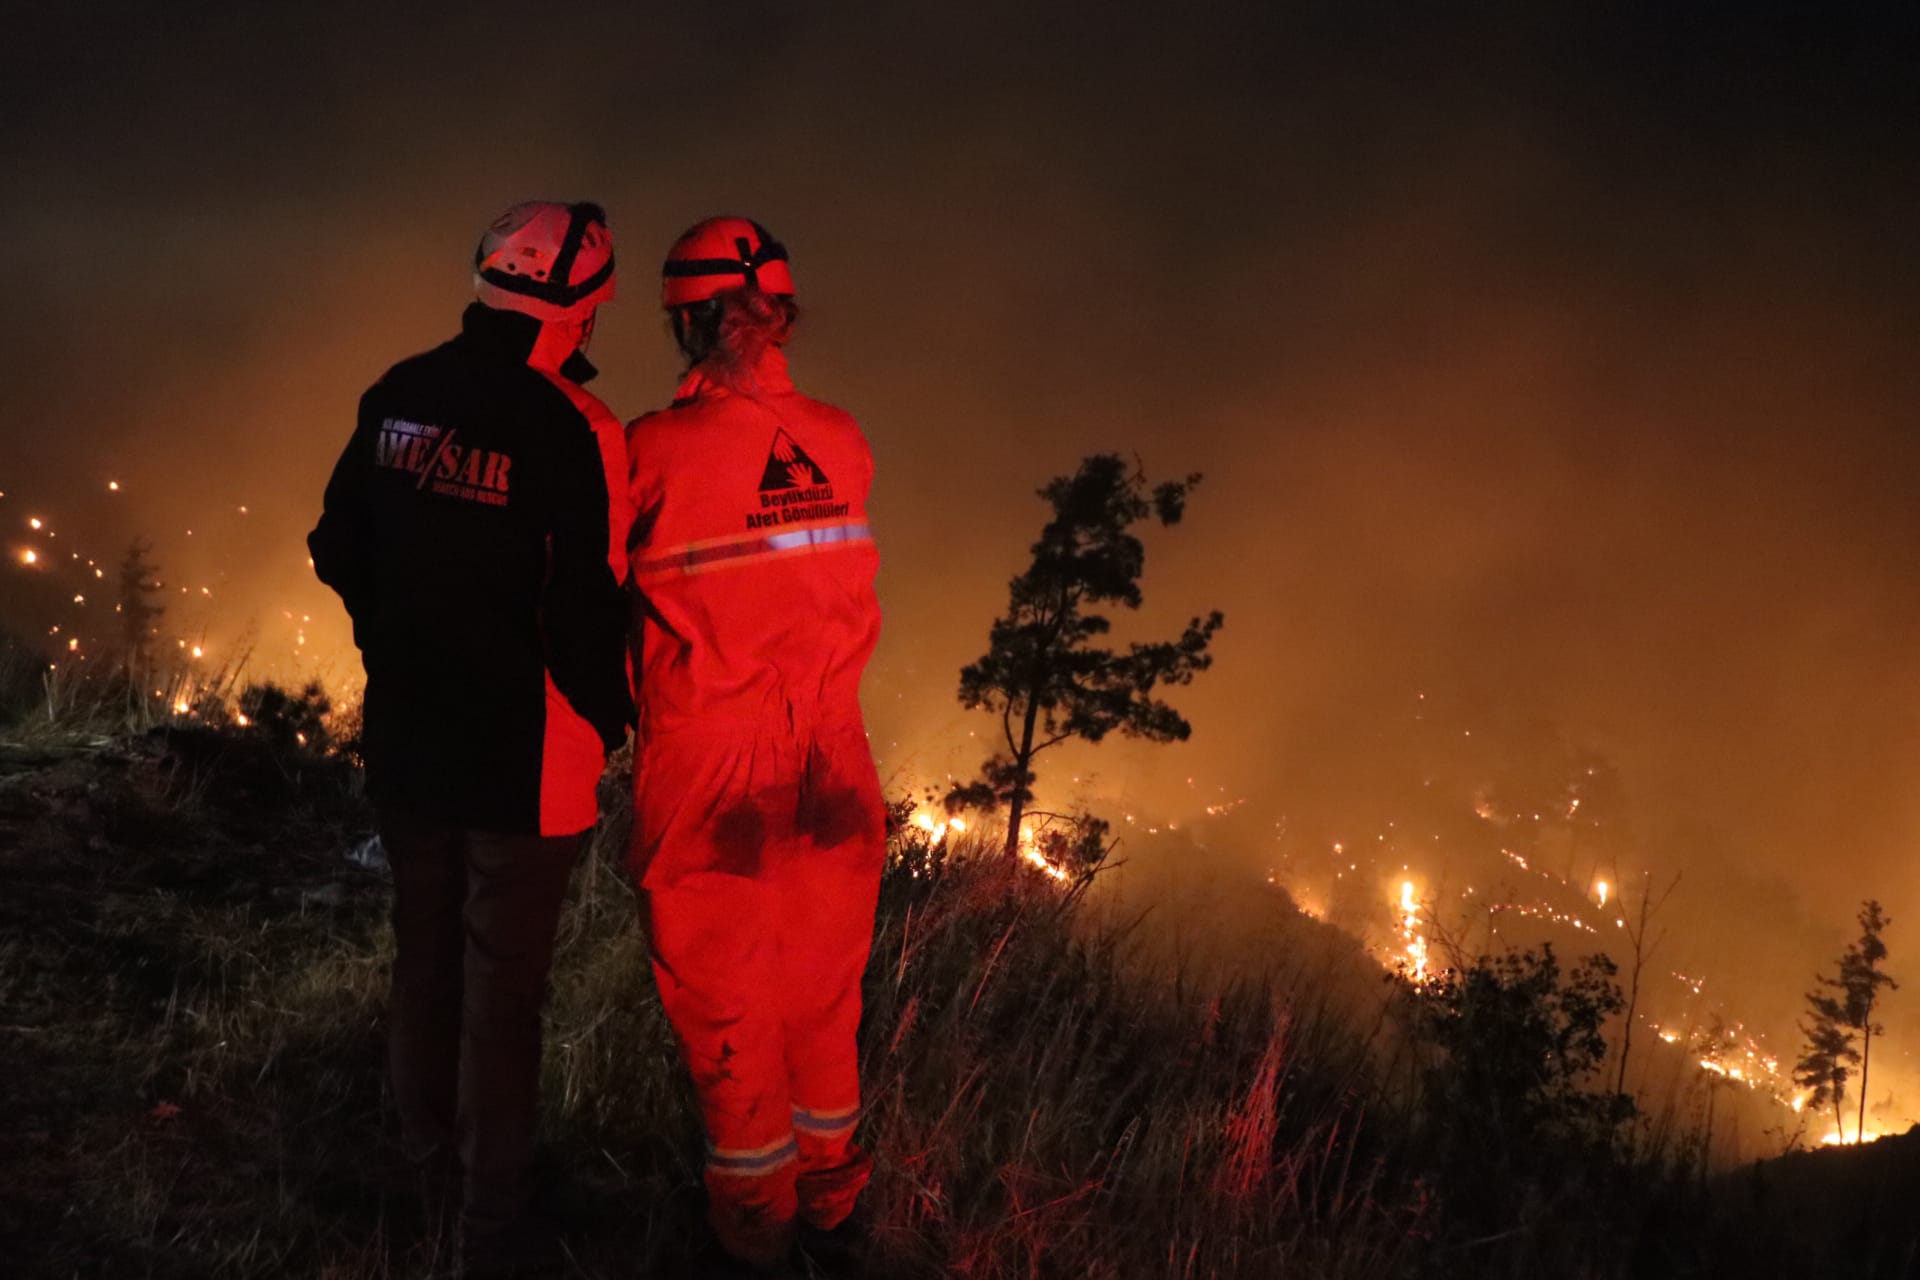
[746,427,848,530]
[758,427,830,492]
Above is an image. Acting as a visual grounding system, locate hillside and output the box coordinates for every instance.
[1709,1126,1920,1278]
[1,720,1864,1279]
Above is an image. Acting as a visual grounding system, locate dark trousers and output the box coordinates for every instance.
[380,815,581,1233]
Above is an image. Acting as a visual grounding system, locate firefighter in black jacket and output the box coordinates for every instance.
[309,200,633,1275]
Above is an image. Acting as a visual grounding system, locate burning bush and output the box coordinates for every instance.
[1028,809,1113,878]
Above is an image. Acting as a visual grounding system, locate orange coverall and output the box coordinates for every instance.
[625,346,885,1265]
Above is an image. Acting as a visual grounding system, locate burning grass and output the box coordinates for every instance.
[3,709,1863,1278]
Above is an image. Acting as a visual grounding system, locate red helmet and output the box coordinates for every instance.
[473,201,616,323]
[660,216,793,308]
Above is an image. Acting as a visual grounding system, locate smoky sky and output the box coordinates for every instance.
[4,2,1919,1082]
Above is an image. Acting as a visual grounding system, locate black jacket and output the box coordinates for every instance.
[310,304,634,835]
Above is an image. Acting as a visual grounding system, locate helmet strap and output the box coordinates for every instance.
[546,204,596,297]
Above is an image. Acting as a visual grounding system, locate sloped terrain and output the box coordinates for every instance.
[0,725,1812,1279]
[1708,1126,1920,1279]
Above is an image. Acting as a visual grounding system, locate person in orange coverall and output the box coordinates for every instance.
[626,217,886,1274]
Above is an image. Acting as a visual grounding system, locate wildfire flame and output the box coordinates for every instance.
[905,805,1072,882]
[1396,879,1430,981]
[1020,826,1071,882]
[1820,1129,1889,1147]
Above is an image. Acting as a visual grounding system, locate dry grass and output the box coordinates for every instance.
[1,719,1722,1279]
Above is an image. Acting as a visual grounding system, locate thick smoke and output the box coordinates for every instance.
[3,3,1917,1125]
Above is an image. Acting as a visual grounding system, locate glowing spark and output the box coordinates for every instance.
[20,549,37,565]
[28,517,42,530]
[191,645,204,659]
[72,594,83,604]
[172,698,191,715]
[67,638,78,651]
[107,481,120,492]
[1595,879,1609,906]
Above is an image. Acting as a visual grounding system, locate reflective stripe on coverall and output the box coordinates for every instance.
[626,346,885,1266]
